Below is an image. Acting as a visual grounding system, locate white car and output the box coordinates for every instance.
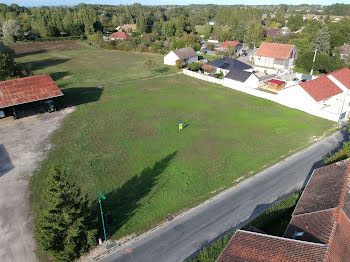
[0,110,5,118]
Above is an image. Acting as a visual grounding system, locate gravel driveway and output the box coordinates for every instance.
[0,108,73,262]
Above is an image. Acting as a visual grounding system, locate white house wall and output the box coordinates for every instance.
[244,74,260,88]
[164,51,180,65]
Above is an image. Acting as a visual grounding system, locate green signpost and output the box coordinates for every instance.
[98,191,107,242]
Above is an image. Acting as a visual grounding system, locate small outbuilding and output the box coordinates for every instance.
[268,79,285,90]
[0,74,63,118]
[164,47,198,66]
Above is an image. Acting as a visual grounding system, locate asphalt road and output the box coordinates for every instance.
[100,129,347,262]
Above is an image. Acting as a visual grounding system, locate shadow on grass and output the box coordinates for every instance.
[56,87,104,108]
[154,67,170,74]
[24,58,70,71]
[98,151,177,239]
[14,49,47,58]
[50,71,70,81]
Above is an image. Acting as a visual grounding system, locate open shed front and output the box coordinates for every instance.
[0,74,63,119]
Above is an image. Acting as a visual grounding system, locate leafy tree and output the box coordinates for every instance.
[162,21,175,38]
[311,27,330,55]
[87,32,104,48]
[330,31,345,52]
[246,22,263,48]
[172,39,186,49]
[287,15,304,32]
[36,166,96,262]
[187,62,201,71]
[203,23,213,38]
[143,58,158,74]
[175,59,183,69]
[207,43,214,50]
[2,19,22,43]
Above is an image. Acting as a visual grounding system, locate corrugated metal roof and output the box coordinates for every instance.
[0,74,63,108]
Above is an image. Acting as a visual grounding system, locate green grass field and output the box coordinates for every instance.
[22,43,334,241]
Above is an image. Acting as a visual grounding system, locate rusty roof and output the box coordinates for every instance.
[0,74,63,109]
[255,42,295,60]
[216,159,350,262]
[216,230,328,262]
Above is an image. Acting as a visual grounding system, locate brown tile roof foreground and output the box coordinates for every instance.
[0,74,63,108]
[255,42,295,60]
[216,159,350,262]
[299,68,350,102]
[173,47,197,60]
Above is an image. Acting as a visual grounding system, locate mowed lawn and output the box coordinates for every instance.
[24,44,334,240]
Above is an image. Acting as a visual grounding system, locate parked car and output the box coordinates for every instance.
[0,110,4,118]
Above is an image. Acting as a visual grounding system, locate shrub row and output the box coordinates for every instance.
[34,36,81,42]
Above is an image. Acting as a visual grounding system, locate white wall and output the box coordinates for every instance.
[244,74,260,88]
[164,51,180,65]
[183,69,343,122]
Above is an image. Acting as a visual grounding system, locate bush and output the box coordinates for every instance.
[176,59,183,69]
[187,62,202,71]
[296,51,347,74]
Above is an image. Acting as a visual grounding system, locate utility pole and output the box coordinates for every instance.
[98,191,107,242]
[310,49,317,76]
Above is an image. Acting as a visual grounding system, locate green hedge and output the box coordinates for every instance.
[34,36,80,42]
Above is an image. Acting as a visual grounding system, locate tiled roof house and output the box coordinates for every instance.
[216,158,350,262]
[254,42,297,69]
[164,47,198,66]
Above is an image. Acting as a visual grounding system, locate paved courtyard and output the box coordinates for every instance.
[0,108,73,262]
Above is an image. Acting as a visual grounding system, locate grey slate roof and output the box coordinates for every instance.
[207,57,253,82]
[173,47,197,60]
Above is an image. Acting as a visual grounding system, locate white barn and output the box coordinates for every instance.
[164,47,198,66]
[254,42,297,70]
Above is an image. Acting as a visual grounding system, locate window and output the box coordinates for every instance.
[293,231,304,238]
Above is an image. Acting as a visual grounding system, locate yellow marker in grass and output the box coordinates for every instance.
[179,123,183,131]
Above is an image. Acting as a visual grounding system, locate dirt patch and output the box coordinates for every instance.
[0,107,74,262]
[11,41,82,56]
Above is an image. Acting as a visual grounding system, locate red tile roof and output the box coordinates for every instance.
[220,41,241,49]
[327,67,350,89]
[0,74,63,109]
[300,76,343,102]
[201,64,216,70]
[268,79,285,85]
[110,31,131,40]
[264,29,282,37]
[255,42,295,60]
[284,209,336,244]
[216,230,328,262]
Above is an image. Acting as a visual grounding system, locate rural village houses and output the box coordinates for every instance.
[201,57,259,88]
[254,42,297,70]
[164,47,198,66]
[217,41,243,55]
